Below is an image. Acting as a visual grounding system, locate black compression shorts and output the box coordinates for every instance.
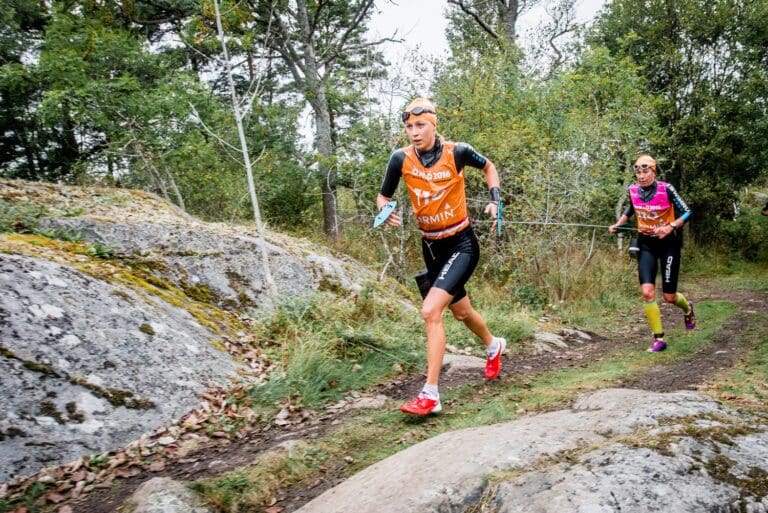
[637,233,682,294]
[421,227,480,304]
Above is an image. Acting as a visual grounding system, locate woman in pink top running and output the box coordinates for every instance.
[609,155,696,352]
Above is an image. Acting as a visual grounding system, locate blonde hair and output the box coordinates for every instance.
[406,97,436,112]
[404,98,437,126]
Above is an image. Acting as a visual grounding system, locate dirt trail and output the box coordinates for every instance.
[63,285,768,513]
[621,288,767,392]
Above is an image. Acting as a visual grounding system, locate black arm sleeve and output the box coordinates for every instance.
[665,183,692,222]
[621,189,635,218]
[453,143,488,170]
[379,149,405,198]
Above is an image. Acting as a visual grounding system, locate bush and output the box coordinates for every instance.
[0,200,46,233]
[717,206,768,262]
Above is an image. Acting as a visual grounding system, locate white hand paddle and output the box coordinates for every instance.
[373,200,397,228]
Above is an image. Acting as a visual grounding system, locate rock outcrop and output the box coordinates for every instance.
[124,477,213,513]
[296,388,768,513]
[0,252,239,482]
[0,180,394,483]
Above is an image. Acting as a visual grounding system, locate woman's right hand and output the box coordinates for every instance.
[385,211,402,227]
[376,195,402,227]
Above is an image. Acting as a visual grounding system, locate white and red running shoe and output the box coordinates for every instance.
[400,391,442,415]
[485,337,507,380]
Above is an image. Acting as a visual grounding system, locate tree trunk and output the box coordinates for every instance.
[213,0,274,292]
[134,141,171,202]
[61,103,82,183]
[499,0,519,43]
[313,99,339,240]
[296,0,340,239]
[18,125,39,180]
[263,0,381,239]
[164,167,186,212]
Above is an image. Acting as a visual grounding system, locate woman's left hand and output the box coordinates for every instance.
[484,202,498,218]
[655,224,675,239]
[484,202,499,231]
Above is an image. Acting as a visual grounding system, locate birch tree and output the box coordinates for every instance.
[211,0,275,291]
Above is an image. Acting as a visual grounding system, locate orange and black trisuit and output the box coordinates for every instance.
[380,137,490,303]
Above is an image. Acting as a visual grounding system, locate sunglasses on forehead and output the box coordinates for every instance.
[401,107,435,122]
[633,163,655,171]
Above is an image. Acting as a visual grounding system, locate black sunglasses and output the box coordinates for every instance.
[401,107,435,122]
[633,163,655,171]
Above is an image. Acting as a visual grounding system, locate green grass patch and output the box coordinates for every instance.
[249,281,539,409]
[0,199,47,234]
[194,298,744,511]
[686,247,768,291]
[705,265,768,292]
[0,481,52,513]
[557,281,637,332]
[193,442,327,512]
[644,300,738,356]
[701,312,768,412]
[249,288,425,407]
[0,198,90,249]
[444,282,537,356]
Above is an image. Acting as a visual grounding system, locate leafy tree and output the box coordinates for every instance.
[0,0,48,179]
[430,43,654,298]
[1,0,207,183]
[35,8,157,182]
[590,0,768,240]
[0,1,306,225]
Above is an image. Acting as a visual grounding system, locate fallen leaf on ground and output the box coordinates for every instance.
[114,467,142,479]
[147,461,166,472]
[44,492,66,503]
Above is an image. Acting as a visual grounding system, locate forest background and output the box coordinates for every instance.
[2,0,767,308]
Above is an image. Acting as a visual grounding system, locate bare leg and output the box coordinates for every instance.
[449,296,493,346]
[421,288,454,385]
[641,283,655,302]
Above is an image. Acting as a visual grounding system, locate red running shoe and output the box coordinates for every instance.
[400,392,441,415]
[485,337,507,380]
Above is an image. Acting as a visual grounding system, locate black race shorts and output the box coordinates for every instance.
[421,227,480,304]
[637,233,682,294]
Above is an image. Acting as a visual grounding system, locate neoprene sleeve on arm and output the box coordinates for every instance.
[453,143,488,170]
[622,189,635,219]
[379,149,405,198]
[666,183,692,222]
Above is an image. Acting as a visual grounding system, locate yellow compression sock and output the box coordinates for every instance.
[673,292,691,314]
[643,300,664,337]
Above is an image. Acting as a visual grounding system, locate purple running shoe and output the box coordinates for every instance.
[646,338,667,352]
[684,301,696,330]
